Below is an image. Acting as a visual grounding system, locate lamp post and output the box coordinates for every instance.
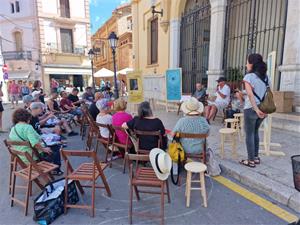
[108,31,119,99]
[88,48,95,90]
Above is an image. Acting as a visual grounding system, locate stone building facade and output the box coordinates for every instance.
[132,0,300,111]
[92,3,132,85]
[0,0,92,94]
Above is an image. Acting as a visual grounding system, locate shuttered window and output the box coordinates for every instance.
[150,18,158,64]
[60,29,73,53]
[60,0,70,18]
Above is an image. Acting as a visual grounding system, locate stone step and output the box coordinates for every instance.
[272,112,300,133]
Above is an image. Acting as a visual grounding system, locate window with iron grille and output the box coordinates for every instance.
[60,29,73,53]
[60,0,70,18]
[150,18,158,64]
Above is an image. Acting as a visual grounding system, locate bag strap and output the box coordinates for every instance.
[14,126,26,142]
[171,153,181,185]
[253,73,269,103]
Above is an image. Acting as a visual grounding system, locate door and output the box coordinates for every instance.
[180,0,211,94]
[223,0,288,90]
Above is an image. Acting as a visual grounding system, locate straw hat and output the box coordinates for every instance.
[150,148,172,181]
[181,97,204,115]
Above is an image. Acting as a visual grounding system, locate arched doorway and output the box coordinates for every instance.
[180,0,211,93]
[223,0,288,90]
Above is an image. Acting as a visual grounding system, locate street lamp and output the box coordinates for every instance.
[108,31,119,99]
[88,48,95,90]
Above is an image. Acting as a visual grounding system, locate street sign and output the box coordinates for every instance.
[2,64,8,73]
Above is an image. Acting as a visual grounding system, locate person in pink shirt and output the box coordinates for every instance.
[112,98,133,153]
[8,80,20,108]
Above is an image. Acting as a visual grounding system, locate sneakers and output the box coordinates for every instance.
[107,153,123,161]
[68,131,78,137]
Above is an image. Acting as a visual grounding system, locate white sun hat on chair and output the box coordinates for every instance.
[149,148,172,181]
[181,97,204,115]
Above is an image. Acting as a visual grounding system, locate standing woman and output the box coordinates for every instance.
[240,53,267,168]
[32,80,45,103]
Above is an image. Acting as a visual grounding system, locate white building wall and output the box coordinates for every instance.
[41,0,57,14]
[70,0,85,18]
[74,24,87,47]
[43,20,57,50]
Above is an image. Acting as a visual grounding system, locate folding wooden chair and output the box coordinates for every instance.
[176,132,208,163]
[61,150,112,217]
[4,140,46,194]
[95,122,114,163]
[9,148,58,216]
[80,103,90,139]
[111,125,132,173]
[134,130,163,154]
[127,154,171,225]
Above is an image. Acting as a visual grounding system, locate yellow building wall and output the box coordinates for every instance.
[132,0,169,76]
[132,0,190,72]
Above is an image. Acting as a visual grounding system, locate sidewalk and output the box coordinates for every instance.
[144,105,300,214]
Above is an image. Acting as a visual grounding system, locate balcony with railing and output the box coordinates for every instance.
[2,51,32,60]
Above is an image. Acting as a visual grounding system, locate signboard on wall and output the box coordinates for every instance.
[127,70,143,103]
[166,68,182,101]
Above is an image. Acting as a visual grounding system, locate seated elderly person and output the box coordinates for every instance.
[82,86,94,103]
[29,102,61,135]
[47,89,78,136]
[96,99,112,139]
[122,101,167,151]
[192,82,207,103]
[60,91,82,118]
[23,94,34,109]
[204,77,231,123]
[9,108,62,175]
[171,97,210,155]
[89,92,104,121]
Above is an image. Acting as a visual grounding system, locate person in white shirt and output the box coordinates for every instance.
[204,77,231,123]
[96,98,112,139]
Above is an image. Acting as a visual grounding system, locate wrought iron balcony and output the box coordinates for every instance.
[2,51,32,60]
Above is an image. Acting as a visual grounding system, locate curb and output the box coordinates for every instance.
[219,160,300,214]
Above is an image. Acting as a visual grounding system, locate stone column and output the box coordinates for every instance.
[206,0,227,94]
[169,18,180,68]
[279,0,300,110]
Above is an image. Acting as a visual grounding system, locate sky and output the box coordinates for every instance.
[89,0,130,35]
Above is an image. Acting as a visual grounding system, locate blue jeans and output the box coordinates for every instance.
[70,108,82,116]
[244,108,264,161]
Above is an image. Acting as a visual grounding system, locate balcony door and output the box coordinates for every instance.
[14,31,23,51]
[60,28,73,53]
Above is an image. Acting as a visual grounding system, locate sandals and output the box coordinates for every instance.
[239,159,256,168]
[254,157,261,164]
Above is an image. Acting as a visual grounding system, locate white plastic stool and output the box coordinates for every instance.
[184,162,207,208]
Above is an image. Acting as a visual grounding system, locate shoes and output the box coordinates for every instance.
[107,154,122,162]
[68,131,78,136]
[60,135,67,140]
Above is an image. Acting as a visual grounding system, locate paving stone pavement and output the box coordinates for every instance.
[150,106,300,213]
[0,103,299,225]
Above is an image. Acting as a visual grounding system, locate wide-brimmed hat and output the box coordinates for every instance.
[150,148,172,181]
[181,97,204,115]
